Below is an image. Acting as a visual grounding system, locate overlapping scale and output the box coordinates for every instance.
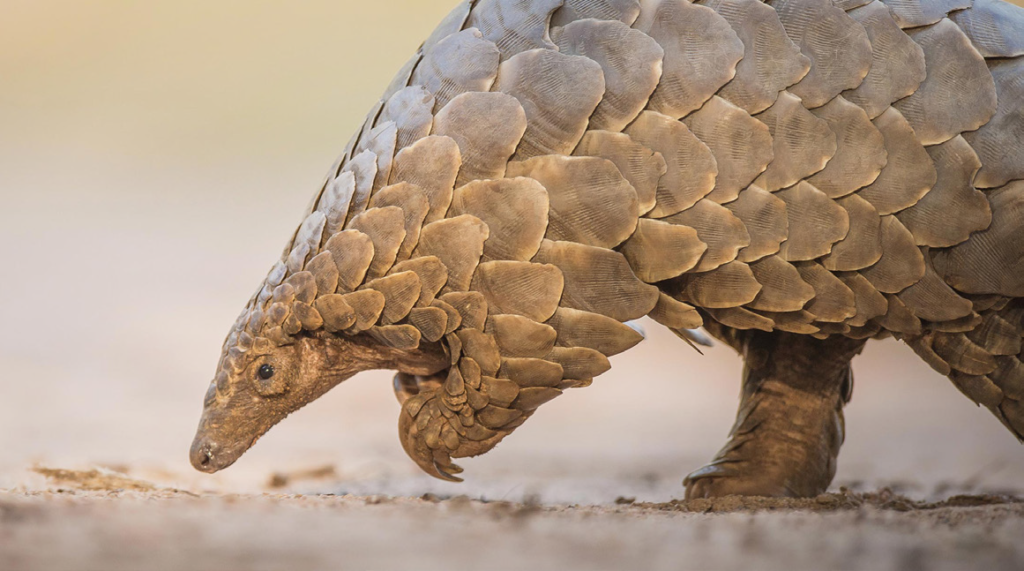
[752,92,836,192]
[880,0,972,29]
[633,0,744,119]
[932,182,1024,298]
[770,0,873,109]
[896,136,990,249]
[806,96,886,198]
[624,111,718,217]
[893,19,997,146]
[553,19,664,132]
[466,0,564,60]
[843,1,926,119]
[964,58,1024,189]
[951,0,1024,58]
[448,178,550,262]
[495,49,606,160]
[683,96,774,204]
[507,155,639,249]
[412,29,501,113]
[701,0,810,115]
[551,0,641,26]
[573,130,666,215]
[432,92,527,187]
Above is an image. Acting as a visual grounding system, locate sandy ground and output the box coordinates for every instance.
[3,1,1024,570]
[3,486,1024,571]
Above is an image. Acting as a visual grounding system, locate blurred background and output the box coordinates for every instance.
[1,0,1022,503]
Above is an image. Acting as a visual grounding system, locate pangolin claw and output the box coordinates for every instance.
[682,328,714,347]
[432,450,464,482]
[683,462,745,499]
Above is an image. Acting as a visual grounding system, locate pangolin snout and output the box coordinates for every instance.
[189,437,216,473]
[190,436,239,474]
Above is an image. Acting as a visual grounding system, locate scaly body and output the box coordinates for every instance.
[191,0,1024,498]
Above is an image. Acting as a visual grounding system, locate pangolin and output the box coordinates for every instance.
[190,0,1024,498]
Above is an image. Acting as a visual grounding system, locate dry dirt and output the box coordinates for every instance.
[3,470,1024,571]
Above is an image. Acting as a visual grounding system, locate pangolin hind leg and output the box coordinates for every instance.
[684,327,867,499]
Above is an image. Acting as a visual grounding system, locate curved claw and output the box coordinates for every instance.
[434,450,464,475]
[683,462,742,499]
[684,459,800,499]
[432,452,464,482]
[688,460,782,501]
[684,461,733,484]
[682,328,714,347]
[670,328,714,354]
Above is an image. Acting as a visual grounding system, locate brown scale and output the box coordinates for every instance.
[495,49,606,160]
[552,19,664,133]
[893,19,997,146]
[683,96,775,204]
[769,0,873,109]
[700,0,810,115]
[448,177,550,262]
[632,0,744,119]
[379,87,435,151]
[411,29,500,114]
[752,92,837,191]
[843,1,926,119]
[964,57,1024,189]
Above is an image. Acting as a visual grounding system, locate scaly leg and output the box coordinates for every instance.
[684,327,866,498]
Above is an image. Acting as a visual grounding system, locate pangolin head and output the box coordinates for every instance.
[189,323,334,474]
[189,262,449,474]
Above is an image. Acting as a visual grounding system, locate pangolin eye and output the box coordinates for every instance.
[257,364,275,380]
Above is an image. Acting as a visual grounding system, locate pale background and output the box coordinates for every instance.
[2,0,1023,504]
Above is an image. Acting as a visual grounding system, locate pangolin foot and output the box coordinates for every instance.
[683,452,818,499]
[682,376,847,500]
[683,329,862,499]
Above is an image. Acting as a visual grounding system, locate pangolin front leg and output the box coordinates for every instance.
[684,327,866,499]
